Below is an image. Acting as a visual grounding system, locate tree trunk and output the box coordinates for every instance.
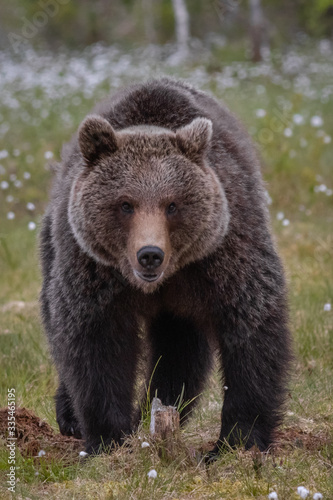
[249,0,264,62]
[170,0,190,62]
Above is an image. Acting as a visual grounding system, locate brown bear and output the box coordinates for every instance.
[40,78,292,457]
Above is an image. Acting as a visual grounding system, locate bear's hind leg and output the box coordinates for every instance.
[55,381,82,439]
[148,312,212,420]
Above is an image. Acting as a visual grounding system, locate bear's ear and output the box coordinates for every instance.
[176,117,213,163]
[78,115,118,164]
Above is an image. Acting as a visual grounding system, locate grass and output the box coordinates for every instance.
[0,41,332,498]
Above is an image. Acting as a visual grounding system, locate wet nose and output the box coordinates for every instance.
[137,246,164,270]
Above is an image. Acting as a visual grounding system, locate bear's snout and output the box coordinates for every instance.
[137,246,164,270]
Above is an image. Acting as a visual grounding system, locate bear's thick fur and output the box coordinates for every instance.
[40,78,292,456]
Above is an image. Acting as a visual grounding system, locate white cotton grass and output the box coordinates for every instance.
[276,211,284,221]
[141,441,150,448]
[38,449,46,457]
[27,202,35,210]
[1,180,9,189]
[324,303,331,312]
[297,486,310,498]
[293,113,304,125]
[310,116,323,127]
[7,211,15,220]
[313,493,323,500]
[44,151,54,160]
[79,450,88,458]
[0,149,9,159]
[284,127,293,137]
[268,491,278,499]
[282,219,290,226]
[147,469,157,479]
[256,108,266,118]
[28,222,36,231]
[314,184,328,193]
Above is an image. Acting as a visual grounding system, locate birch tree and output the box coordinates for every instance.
[168,0,190,64]
[249,0,265,62]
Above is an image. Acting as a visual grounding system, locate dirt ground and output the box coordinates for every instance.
[0,407,331,465]
[0,407,82,463]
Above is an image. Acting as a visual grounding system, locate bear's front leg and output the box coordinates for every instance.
[50,286,139,455]
[213,297,292,456]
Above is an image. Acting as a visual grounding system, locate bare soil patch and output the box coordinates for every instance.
[0,407,82,463]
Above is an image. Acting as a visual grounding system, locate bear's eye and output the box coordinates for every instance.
[167,202,177,215]
[121,202,134,213]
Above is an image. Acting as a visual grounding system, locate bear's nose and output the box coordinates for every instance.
[137,246,164,270]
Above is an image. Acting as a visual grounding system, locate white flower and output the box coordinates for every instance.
[1,181,9,189]
[44,151,54,160]
[9,174,17,181]
[7,212,15,220]
[324,303,331,312]
[276,211,284,221]
[141,441,150,448]
[323,135,331,144]
[0,150,8,159]
[297,486,310,498]
[223,386,228,390]
[314,184,327,193]
[27,202,35,210]
[282,219,290,226]
[256,109,266,118]
[326,189,333,196]
[284,128,293,137]
[313,493,323,500]
[23,172,31,179]
[293,114,304,125]
[38,450,46,457]
[310,116,323,127]
[147,469,157,479]
[28,222,36,231]
[268,492,278,500]
[79,450,88,457]
[14,180,22,188]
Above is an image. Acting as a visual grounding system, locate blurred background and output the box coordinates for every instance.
[2,0,333,55]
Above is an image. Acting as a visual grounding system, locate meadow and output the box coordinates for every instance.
[0,40,332,499]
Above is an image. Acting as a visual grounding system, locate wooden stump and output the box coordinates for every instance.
[150,397,180,460]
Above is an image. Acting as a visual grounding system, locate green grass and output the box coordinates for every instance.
[0,43,332,498]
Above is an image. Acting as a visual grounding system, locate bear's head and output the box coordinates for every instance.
[68,115,229,293]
